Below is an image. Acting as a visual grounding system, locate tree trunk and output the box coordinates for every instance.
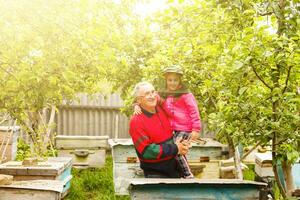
[270,0,295,198]
[282,160,295,196]
[226,132,235,157]
[272,145,287,199]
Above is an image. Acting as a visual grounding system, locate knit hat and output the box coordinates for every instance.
[162,65,183,75]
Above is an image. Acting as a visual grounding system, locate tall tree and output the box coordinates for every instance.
[109,0,299,197]
[0,0,133,157]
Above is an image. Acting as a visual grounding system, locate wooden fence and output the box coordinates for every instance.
[2,93,212,140]
[55,93,130,138]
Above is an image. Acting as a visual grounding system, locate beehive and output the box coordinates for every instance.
[0,157,72,197]
[187,138,227,161]
[0,180,64,200]
[255,152,274,178]
[56,135,109,168]
[109,139,141,195]
[0,126,20,162]
[129,179,267,200]
[109,138,227,195]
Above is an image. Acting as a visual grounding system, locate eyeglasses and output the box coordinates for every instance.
[138,90,157,98]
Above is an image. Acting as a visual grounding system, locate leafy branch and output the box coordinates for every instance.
[249,60,273,90]
[282,65,292,94]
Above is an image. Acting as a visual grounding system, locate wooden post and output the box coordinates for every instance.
[234,146,243,180]
[1,120,17,161]
[44,106,56,146]
[115,114,119,139]
[240,141,262,161]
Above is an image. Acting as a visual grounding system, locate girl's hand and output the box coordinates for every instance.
[190,131,207,144]
[175,137,190,155]
[133,104,142,115]
[190,131,199,141]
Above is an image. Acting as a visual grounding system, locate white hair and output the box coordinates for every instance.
[132,81,153,98]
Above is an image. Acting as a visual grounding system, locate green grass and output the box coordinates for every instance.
[242,165,287,200]
[243,164,256,181]
[64,158,289,200]
[65,155,130,200]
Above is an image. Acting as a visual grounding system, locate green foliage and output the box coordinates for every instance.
[65,155,129,200]
[105,1,299,197]
[1,0,299,197]
[16,138,31,161]
[109,0,299,161]
[0,0,136,157]
[16,137,57,161]
[243,164,255,181]
[273,182,284,200]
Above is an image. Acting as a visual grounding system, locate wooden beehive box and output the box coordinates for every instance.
[0,157,72,198]
[255,152,274,178]
[109,138,228,195]
[0,180,64,200]
[0,126,20,162]
[293,161,300,189]
[187,138,228,161]
[190,161,220,179]
[56,135,109,168]
[108,139,141,195]
[129,179,267,200]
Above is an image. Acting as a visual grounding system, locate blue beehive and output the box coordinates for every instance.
[48,157,73,197]
[129,179,267,200]
[0,157,72,198]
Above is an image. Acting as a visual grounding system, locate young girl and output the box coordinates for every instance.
[134,65,202,178]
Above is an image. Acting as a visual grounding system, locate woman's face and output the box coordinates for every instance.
[165,73,181,91]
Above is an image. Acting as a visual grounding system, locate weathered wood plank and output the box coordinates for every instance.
[55,135,109,149]
[0,180,63,200]
[0,174,13,185]
[0,188,61,200]
[0,157,72,197]
[57,149,105,168]
[129,179,267,200]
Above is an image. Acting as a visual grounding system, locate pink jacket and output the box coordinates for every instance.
[161,93,201,132]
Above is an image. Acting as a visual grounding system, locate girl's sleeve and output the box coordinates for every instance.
[184,93,201,132]
[156,93,165,105]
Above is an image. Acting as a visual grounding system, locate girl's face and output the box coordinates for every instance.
[165,73,181,91]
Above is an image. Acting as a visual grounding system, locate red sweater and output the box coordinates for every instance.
[129,106,178,162]
[129,106,180,177]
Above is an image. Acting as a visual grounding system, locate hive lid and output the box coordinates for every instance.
[190,138,227,147]
[129,178,267,186]
[56,135,109,149]
[108,138,133,147]
[56,135,109,140]
[0,160,66,176]
[255,152,272,163]
[47,157,73,168]
[0,180,64,193]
